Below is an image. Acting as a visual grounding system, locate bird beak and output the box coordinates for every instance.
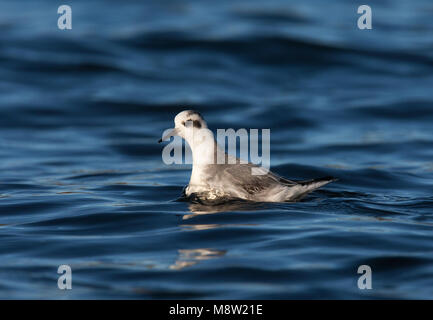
[158,128,178,143]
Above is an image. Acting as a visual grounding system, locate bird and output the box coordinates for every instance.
[159,110,336,203]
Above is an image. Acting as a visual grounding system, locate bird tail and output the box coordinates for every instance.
[298,176,337,189]
[286,176,337,201]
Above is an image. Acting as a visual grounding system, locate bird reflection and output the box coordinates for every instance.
[169,248,226,270]
[170,200,266,270]
[182,199,267,220]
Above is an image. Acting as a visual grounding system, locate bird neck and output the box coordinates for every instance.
[187,137,218,188]
[190,138,219,166]
[183,128,217,166]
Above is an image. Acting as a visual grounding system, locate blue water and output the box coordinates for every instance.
[1,0,433,299]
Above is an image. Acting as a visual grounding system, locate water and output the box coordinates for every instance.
[1,0,433,299]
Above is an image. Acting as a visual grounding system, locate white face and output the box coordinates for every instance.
[159,110,207,143]
[173,110,207,139]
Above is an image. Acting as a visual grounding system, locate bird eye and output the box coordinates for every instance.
[182,119,201,128]
[192,120,202,129]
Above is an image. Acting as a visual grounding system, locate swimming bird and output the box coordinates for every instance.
[159,110,336,202]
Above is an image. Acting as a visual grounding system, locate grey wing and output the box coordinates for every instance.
[222,163,296,195]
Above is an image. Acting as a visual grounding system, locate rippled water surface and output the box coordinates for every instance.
[1,0,433,299]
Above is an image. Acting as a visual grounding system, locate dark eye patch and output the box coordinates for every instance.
[182,119,201,128]
[192,120,202,128]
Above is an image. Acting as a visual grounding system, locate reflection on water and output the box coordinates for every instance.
[180,223,257,231]
[183,200,268,220]
[180,224,223,231]
[180,201,261,232]
[169,249,227,270]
